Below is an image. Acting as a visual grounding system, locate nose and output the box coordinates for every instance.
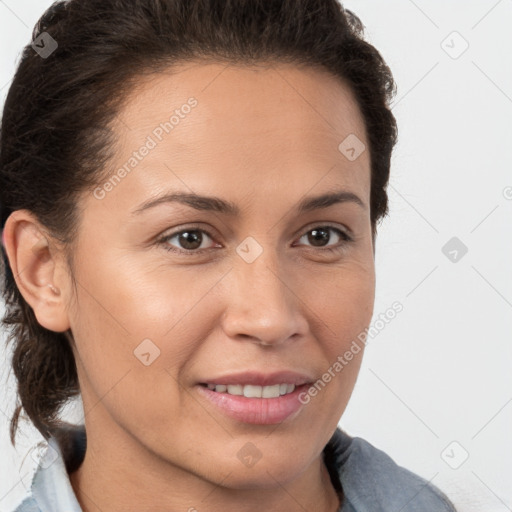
[220,250,309,347]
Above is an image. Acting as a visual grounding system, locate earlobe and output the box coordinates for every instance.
[2,210,71,333]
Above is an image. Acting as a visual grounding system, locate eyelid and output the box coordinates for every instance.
[292,221,352,242]
[158,223,219,250]
[157,222,353,255]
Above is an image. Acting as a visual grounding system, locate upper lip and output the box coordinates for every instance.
[200,370,315,387]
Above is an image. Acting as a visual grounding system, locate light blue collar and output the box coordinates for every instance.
[17,435,82,512]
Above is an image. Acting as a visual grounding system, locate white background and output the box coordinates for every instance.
[1,1,511,511]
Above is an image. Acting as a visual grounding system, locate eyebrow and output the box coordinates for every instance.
[131,189,366,216]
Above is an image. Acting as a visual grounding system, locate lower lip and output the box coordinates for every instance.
[196,384,310,425]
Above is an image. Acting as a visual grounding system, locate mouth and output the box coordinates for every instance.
[199,382,298,398]
[196,371,315,425]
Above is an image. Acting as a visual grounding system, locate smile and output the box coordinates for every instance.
[203,383,296,398]
[197,383,311,425]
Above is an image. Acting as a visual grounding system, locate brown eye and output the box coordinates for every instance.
[160,227,217,254]
[297,226,352,251]
[175,230,205,250]
[158,224,353,257]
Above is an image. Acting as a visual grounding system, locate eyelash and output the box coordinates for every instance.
[156,224,354,257]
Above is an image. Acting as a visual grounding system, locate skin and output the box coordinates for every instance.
[4,61,375,512]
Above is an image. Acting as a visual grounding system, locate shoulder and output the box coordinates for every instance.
[10,423,86,512]
[325,428,457,511]
[12,496,41,512]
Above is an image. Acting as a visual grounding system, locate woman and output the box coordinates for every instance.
[0,0,457,510]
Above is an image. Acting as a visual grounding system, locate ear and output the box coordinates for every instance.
[2,210,71,333]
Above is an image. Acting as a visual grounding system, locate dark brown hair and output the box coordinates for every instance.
[0,0,398,445]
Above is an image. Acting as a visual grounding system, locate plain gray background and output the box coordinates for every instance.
[1,1,511,511]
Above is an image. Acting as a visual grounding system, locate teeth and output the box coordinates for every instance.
[206,383,296,397]
[227,384,243,396]
[243,384,262,398]
[262,384,281,398]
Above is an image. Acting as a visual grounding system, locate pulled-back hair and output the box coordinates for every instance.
[0,0,398,445]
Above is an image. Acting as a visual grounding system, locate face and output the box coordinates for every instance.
[29,62,375,488]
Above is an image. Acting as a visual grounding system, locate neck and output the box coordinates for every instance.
[69,422,341,512]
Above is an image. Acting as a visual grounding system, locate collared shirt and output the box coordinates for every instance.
[13,425,457,512]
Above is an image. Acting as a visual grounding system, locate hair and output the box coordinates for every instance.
[0,0,398,446]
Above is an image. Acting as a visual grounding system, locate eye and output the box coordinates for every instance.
[157,224,353,256]
[158,226,218,255]
[295,225,353,253]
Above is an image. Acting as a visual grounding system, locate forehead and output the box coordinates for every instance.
[102,61,370,211]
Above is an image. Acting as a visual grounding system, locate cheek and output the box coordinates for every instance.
[300,259,375,347]
[72,247,221,345]
[298,275,371,422]
[68,250,225,405]
[299,262,374,406]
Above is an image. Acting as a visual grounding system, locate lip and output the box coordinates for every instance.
[199,370,315,387]
[196,370,315,425]
[196,382,311,425]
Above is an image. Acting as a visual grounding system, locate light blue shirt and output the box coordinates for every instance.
[13,426,457,511]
